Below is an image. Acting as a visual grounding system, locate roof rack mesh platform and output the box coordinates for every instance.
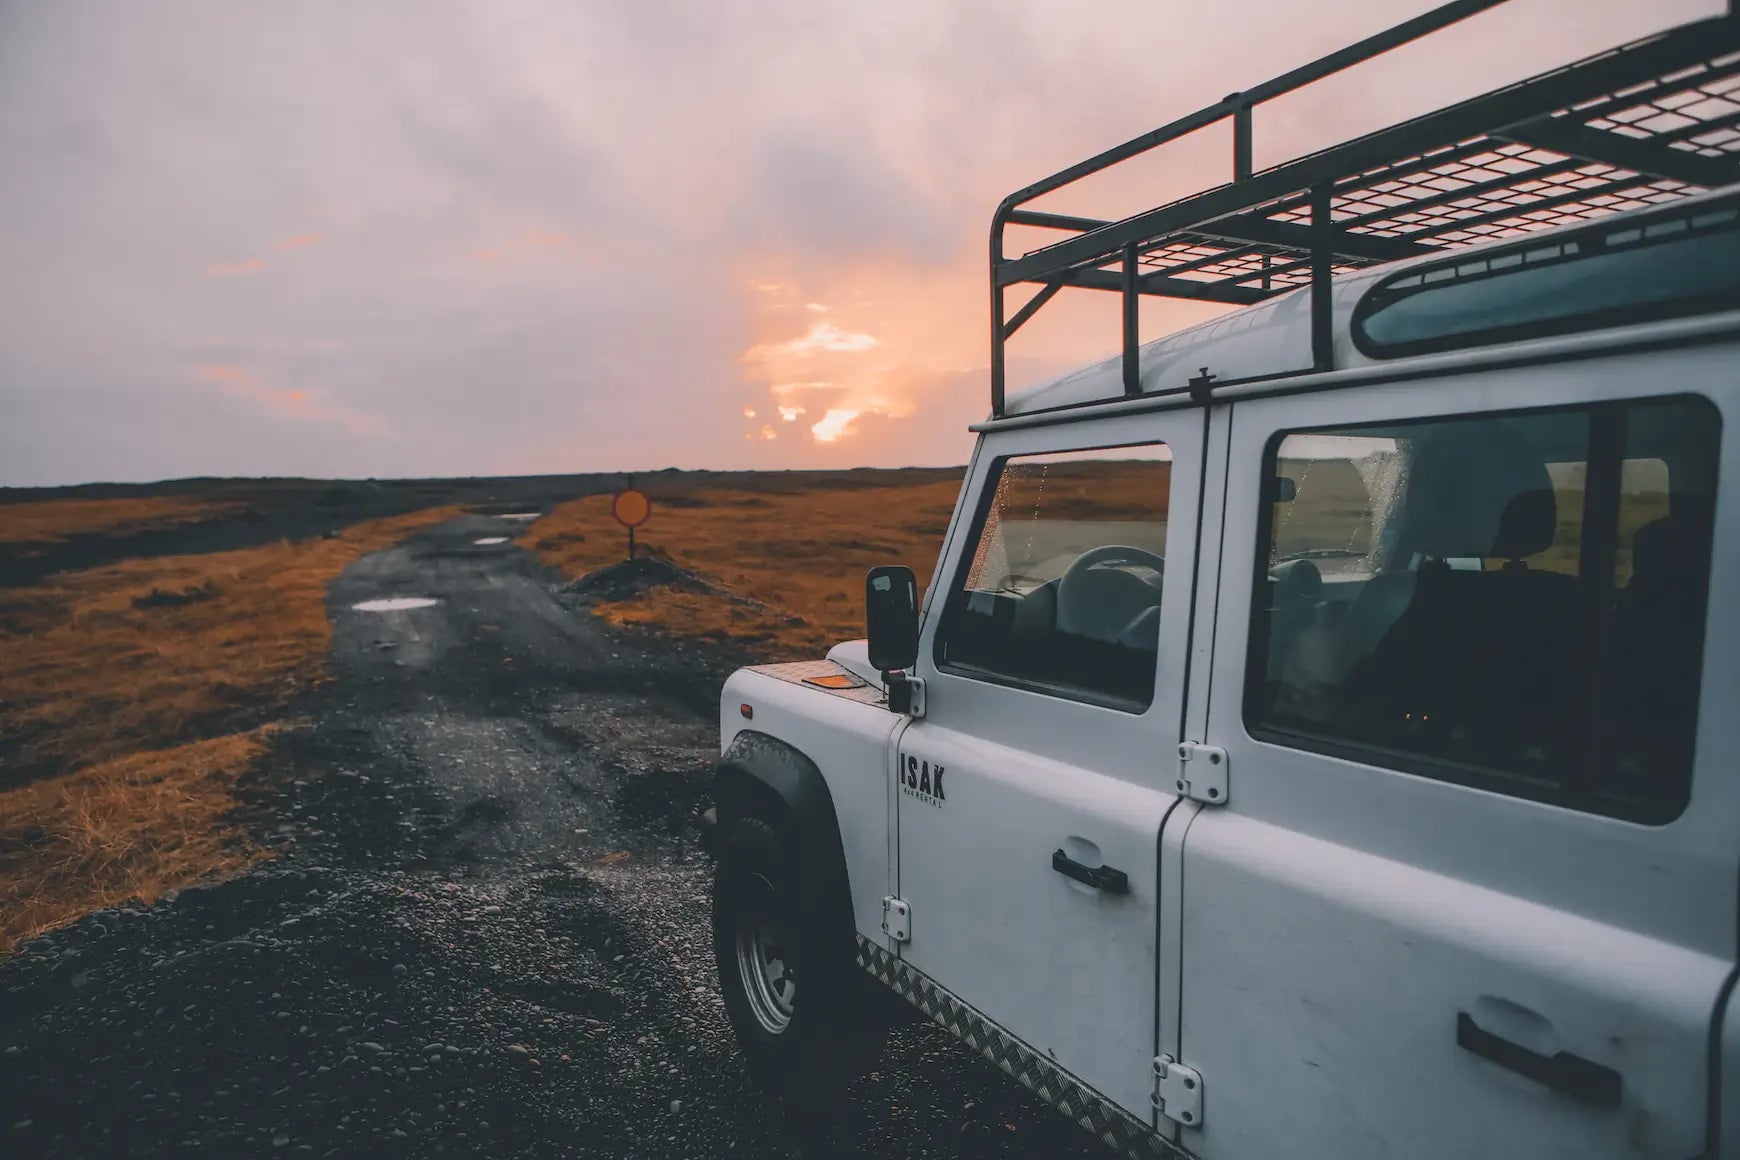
[989,0,1740,416]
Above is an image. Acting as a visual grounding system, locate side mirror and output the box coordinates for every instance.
[1272,475,1298,503]
[865,565,919,673]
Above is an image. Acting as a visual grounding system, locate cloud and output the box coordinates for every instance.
[190,363,380,435]
[770,381,844,395]
[791,322,877,355]
[203,258,265,277]
[747,321,879,360]
[740,303,916,446]
[521,230,573,248]
[733,128,954,263]
[471,229,587,265]
[0,0,1712,485]
[810,408,860,443]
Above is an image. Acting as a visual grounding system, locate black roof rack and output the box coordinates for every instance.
[989,0,1740,417]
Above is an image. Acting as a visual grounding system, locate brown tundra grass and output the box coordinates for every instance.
[0,495,242,546]
[0,730,277,953]
[524,477,969,659]
[0,506,460,953]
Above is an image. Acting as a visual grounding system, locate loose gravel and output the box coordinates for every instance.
[0,514,1106,1159]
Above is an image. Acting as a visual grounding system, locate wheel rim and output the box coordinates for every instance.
[734,873,796,1034]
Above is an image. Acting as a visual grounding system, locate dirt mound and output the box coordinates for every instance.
[560,557,715,605]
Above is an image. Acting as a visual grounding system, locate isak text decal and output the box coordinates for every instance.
[900,754,945,808]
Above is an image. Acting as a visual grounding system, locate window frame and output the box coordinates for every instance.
[932,441,1175,714]
[1240,393,1720,825]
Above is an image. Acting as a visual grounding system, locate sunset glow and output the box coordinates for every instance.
[810,409,862,444]
[1,0,1715,484]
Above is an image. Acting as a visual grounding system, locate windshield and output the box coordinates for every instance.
[966,447,1172,593]
[1271,435,1407,577]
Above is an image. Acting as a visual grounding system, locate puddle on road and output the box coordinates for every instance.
[474,537,508,546]
[351,597,440,613]
[498,513,541,521]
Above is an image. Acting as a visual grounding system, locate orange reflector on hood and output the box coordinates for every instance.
[803,673,865,690]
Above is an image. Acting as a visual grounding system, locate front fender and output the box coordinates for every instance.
[713,730,855,955]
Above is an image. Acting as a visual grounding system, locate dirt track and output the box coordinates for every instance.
[0,513,1103,1159]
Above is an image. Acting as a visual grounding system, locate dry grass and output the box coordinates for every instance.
[0,496,242,546]
[0,507,461,778]
[0,729,277,953]
[526,479,966,658]
[0,504,461,952]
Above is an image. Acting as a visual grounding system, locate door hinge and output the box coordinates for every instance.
[1152,1054,1204,1128]
[887,673,927,718]
[881,896,911,943]
[1175,741,1228,805]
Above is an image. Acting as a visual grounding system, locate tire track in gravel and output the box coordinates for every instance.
[1,512,1106,1159]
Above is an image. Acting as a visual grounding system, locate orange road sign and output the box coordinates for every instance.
[612,488,651,529]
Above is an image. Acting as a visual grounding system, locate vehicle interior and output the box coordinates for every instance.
[1253,397,1719,820]
[938,456,1172,709]
[935,392,1719,812]
[943,540,1167,707]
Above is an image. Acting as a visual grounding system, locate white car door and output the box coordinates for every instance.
[891,406,1207,1124]
[1177,349,1739,1158]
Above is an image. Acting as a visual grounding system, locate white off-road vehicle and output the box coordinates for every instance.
[707,4,1740,1156]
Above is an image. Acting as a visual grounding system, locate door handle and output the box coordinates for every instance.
[1051,849,1130,894]
[1455,1012,1621,1108]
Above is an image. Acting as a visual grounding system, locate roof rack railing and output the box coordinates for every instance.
[988,0,1740,417]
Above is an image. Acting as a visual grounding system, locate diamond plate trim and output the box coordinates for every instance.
[747,660,887,706]
[856,936,1194,1160]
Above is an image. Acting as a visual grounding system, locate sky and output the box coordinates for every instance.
[0,0,1720,487]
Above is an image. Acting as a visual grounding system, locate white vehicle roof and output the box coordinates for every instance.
[987,4,1740,422]
[1005,183,1740,418]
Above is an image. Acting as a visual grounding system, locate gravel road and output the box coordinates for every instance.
[0,513,1106,1159]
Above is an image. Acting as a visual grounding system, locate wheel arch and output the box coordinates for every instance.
[714,730,856,956]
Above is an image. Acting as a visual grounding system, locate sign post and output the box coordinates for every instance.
[611,479,652,561]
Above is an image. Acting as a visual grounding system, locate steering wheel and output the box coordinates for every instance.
[1055,544,1166,645]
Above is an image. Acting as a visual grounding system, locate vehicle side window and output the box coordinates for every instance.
[1247,396,1720,823]
[937,444,1172,711]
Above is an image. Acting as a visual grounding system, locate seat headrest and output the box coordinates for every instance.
[1491,489,1557,561]
[1631,513,1703,584]
[1394,424,1556,561]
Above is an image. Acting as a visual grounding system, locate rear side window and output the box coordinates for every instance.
[1247,396,1719,822]
[937,445,1172,711]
